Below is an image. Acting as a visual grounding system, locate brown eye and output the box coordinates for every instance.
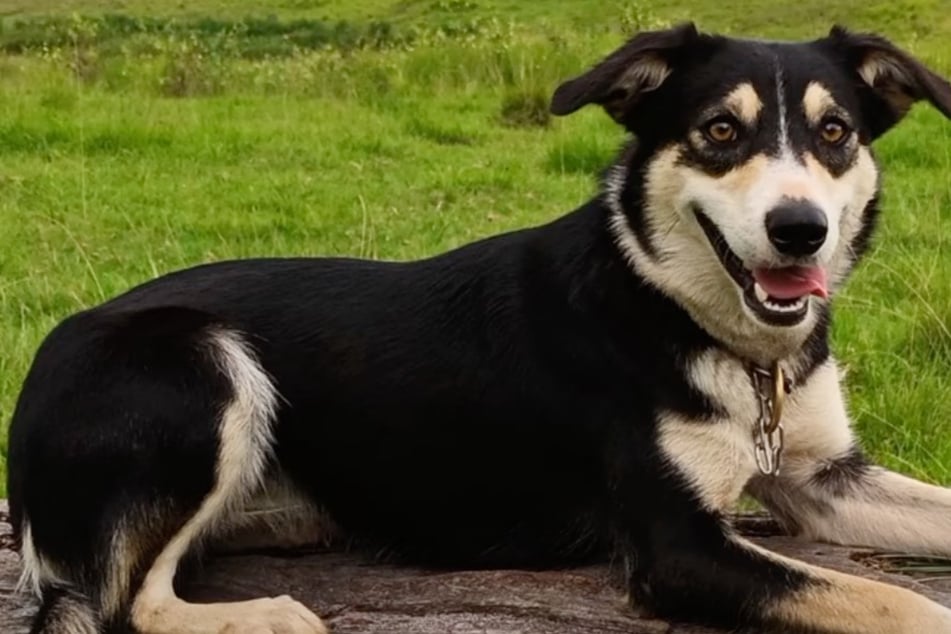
[705,118,738,144]
[820,118,849,144]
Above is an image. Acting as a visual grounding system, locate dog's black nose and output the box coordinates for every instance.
[765,201,828,257]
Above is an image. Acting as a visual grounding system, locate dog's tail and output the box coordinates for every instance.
[29,585,100,634]
[14,517,105,634]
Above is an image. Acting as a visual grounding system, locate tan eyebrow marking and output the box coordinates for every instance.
[724,82,763,124]
[803,82,837,124]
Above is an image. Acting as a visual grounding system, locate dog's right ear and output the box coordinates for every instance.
[550,23,699,122]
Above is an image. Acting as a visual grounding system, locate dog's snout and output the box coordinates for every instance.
[765,201,828,257]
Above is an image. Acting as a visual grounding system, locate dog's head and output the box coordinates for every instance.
[553,24,951,361]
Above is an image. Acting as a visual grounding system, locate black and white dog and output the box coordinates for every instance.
[8,23,951,634]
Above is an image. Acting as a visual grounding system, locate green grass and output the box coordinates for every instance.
[0,1,949,494]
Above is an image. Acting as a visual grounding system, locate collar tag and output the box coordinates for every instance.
[750,361,789,476]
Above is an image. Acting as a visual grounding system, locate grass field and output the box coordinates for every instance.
[0,0,949,495]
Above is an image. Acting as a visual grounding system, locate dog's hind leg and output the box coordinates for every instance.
[8,308,326,634]
[129,328,326,634]
[747,359,951,556]
[211,476,337,555]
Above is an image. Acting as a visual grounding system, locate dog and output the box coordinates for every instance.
[8,22,951,634]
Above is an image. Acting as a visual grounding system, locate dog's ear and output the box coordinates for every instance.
[550,23,699,122]
[826,26,951,138]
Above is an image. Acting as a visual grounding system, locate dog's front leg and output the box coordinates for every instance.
[609,412,951,632]
[618,519,951,633]
[748,359,951,556]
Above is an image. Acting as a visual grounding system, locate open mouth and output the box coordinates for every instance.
[693,210,828,327]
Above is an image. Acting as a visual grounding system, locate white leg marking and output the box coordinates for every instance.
[799,467,951,556]
[750,359,951,556]
[733,536,951,633]
[135,596,327,634]
[131,329,326,634]
[101,514,145,620]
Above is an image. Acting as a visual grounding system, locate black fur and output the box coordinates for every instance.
[812,447,873,496]
[7,23,951,634]
[9,306,231,630]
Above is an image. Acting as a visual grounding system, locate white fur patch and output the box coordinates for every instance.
[17,521,65,597]
[131,328,285,632]
[135,595,327,634]
[725,82,763,124]
[775,68,790,152]
[814,147,879,288]
[749,359,951,556]
[811,469,951,555]
[732,533,951,633]
[101,515,141,620]
[802,82,836,124]
[657,350,759,512]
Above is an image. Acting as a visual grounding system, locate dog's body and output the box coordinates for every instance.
[8,23,951,634]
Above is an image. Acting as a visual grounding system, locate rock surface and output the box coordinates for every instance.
[2,502,948,633]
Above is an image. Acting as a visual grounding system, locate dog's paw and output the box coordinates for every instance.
[133,593,327,634]
[217,595,328,634]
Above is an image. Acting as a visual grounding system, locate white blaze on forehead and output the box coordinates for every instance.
[775,67,790,153]
[802,82,837,124]
[724,82,763,124]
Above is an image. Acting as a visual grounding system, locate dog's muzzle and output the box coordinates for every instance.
[693,208,828,327]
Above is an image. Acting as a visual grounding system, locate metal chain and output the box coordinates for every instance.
[750,362,788,476]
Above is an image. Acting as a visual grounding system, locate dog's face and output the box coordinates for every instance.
[553,25,951,361]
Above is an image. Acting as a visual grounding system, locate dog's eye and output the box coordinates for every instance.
[820,118,849,145]
[704,118,739,144]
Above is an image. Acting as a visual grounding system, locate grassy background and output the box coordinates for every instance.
[0,0,949,494]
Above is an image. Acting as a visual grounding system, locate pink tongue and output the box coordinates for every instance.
[753,266,829,300]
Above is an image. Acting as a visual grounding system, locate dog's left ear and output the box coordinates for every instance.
[826,26,951,138]
[550,22,699,123]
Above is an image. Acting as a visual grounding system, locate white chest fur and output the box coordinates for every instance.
[656,350,767,512]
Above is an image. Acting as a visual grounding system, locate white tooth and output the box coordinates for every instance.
[762,297,808,314]
[754,283,769,303]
